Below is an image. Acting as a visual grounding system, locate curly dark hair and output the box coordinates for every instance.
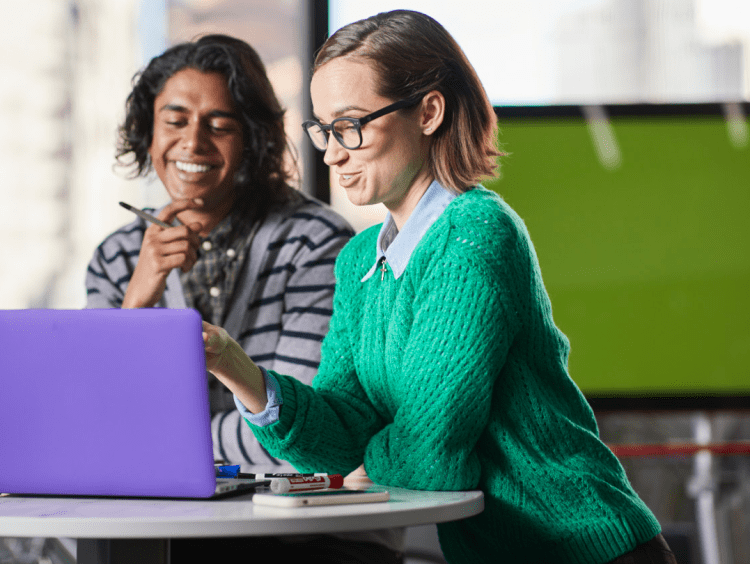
[116,34,298,220]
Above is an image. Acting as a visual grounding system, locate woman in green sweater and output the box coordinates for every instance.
[202,9,678,564]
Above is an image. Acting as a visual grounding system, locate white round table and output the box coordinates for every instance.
[0,485,483,564]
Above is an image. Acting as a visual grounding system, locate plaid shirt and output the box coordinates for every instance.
[180,211,258,327]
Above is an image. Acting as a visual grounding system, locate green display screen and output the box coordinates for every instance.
[484,111,750,397]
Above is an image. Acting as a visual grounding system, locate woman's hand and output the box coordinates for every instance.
[122,198,204,308]
[202,320,233,372]
[202,321,268,414]
[343,464,373,490]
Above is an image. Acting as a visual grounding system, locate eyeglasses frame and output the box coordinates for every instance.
[302,94,424,151]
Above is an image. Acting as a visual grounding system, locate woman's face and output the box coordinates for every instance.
[149,68,244,212]
[310,58,432,217]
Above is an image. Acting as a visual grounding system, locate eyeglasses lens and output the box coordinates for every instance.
[333,119,362,150]
[304,119,364,151]
[305,123,328,151]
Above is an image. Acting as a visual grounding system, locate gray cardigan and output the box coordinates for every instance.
[86,194,354,472]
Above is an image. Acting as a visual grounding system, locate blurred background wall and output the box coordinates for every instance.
[0,0,308,310]
[3,0,747,309]
[0,1,748,562]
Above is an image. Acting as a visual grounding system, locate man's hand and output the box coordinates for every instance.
[122,198,203,308]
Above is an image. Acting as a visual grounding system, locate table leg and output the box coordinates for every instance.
[77,539,169,564]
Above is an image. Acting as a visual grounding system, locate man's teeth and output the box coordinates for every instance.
[175,161,211,173]
[342,175,352,179]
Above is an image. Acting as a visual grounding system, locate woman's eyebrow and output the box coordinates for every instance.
[332,105,369,117]
[314,104,370,122]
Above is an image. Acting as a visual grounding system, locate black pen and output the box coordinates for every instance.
[119,201,172,228]
[215,465,320,480]
[244,473,319,480]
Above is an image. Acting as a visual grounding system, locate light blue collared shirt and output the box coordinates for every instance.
[234,366,283,426]
[361,180,456,281]
[236,180,457,425]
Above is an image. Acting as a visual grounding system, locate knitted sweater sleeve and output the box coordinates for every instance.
[249,232,386,475]
[251,199,526,489]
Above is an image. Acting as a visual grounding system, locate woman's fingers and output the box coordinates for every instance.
[203,321,231,370]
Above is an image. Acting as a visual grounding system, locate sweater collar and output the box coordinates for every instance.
[361,180,456,282]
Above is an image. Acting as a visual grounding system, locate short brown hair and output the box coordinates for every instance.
[314,10,500,193]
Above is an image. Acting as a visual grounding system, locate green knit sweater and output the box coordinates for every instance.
[251,187,661,563]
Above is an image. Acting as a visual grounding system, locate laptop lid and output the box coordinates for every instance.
[0,308,218,498]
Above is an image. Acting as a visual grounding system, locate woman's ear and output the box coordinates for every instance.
[420,90,445,136]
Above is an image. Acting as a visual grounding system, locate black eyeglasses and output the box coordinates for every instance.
[302,95,423,151]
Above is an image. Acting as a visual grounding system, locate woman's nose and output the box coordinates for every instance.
[322,135,347,166]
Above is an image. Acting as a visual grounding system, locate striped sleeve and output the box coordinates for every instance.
[239,201,354,378]
[215,199,354,472]
[85,218,147,308]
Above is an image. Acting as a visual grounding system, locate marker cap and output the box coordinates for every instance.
[328,474,344,489]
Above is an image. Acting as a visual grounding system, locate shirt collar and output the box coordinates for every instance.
[202,211,234,245]
[362,180,456,282]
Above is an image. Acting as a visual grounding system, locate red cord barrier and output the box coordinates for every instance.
[607,442,750,457]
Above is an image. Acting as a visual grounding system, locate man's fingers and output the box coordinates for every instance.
[157,198,204,225]
[151,225,201,249]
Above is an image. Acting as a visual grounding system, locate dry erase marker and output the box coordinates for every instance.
[270,474,344,494]
[215,467,322,480]
[119,201,171,228]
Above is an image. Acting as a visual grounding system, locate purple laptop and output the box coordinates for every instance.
[0,308,223,498]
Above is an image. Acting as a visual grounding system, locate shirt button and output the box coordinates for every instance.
[226,248,236,258]
[209,286,220,297]
[202,240,213,251]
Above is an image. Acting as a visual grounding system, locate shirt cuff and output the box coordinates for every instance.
[233,366,282,427]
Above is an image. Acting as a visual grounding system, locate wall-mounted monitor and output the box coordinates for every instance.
[488,104,749,407]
